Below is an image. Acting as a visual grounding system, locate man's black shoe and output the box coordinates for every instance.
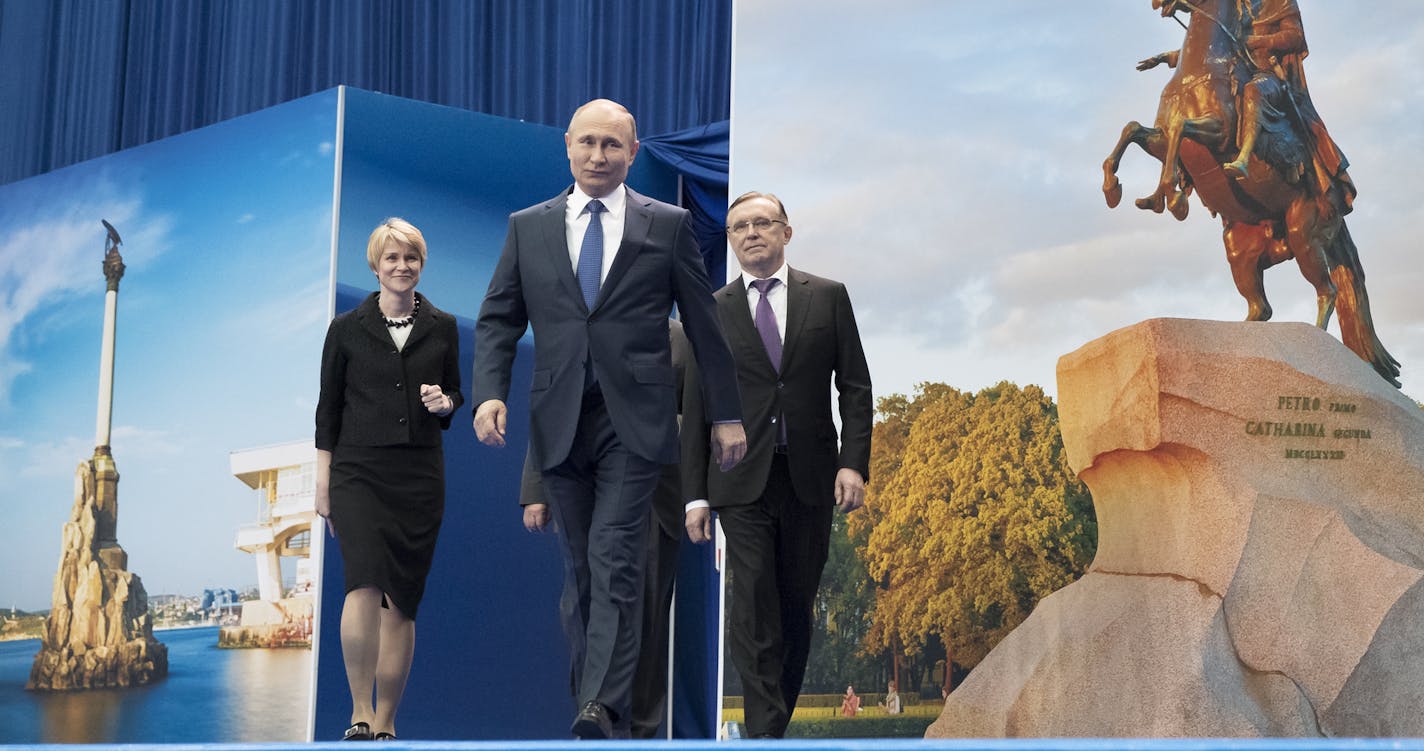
[571,701,613,740]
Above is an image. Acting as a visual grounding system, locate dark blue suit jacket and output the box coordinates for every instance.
[474,186,741,468]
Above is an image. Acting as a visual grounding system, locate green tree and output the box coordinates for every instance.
[804,384,965,696]
[850,381,1096,677]
[802,511,880,693]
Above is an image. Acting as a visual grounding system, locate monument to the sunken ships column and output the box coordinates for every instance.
[28,220,168,691]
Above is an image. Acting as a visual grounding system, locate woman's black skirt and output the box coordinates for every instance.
[329,444,444,620]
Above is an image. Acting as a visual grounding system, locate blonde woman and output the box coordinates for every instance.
[315,218,463,740]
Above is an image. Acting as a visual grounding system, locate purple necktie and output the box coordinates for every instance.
[749,278,782,372]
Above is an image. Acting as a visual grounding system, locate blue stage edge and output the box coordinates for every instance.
[10,740,1424,751]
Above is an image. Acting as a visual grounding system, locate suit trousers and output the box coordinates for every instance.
[718,453,834,738]
[629,514,679,738]
[544,388,662,723]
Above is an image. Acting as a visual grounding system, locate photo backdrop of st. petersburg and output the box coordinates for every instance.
[0,90,335,743]
[720,0,1423,738]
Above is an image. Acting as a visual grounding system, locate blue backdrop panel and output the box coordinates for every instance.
[316,87,697,740]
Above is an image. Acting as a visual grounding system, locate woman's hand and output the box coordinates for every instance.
[420,384,453,415]
[316,449,334,537]
[316,484,335,537]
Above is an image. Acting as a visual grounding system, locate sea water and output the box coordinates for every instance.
[0,626,311,743]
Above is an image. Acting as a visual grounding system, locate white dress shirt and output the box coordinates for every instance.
[566,183,627,287]
[687,262,790,513]
[740,263,789,344]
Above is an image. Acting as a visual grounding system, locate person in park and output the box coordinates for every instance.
[881,680,902,715]
[841,685,861,717]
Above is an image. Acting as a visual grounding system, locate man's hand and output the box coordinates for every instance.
[834,468,866,513]
[685,506,714,544]
[710,422,747,471]
[523,503,551,533]
[474,399,508,447]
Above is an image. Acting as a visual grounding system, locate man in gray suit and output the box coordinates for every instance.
[472,99,746,739]
[684,191,873,739]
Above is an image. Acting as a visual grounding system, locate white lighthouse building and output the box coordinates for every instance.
[223,439,316,647]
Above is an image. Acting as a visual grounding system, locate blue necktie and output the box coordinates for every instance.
[577,199,606,310]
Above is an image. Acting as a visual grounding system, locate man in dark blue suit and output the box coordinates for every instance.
[472,99,746,739]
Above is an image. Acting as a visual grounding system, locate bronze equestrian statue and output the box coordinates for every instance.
[1102,0,1399,387]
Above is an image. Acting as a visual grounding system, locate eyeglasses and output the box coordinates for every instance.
[726,217,786,236]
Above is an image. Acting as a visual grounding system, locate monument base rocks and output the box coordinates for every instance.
[28,454,167,691]
[928,318,1424,737]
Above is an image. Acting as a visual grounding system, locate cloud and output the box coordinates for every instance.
[0,171,172,408]
[2,425,176,482]
[9,432,92,481]
[110,424,183,457]
[732,0,1424,401]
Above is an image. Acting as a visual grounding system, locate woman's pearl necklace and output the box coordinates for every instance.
[382,295,420,328]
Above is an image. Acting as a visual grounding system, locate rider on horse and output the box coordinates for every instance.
[1221,0,1355,215]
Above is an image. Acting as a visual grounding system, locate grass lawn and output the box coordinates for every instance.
[722,702,941,738]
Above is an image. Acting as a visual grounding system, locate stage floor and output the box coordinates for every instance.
[11,739,1424,751]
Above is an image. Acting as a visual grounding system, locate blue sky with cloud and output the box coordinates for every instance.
[0,91,337,611]
[730,0,1424,404]
[2,4,1419,609]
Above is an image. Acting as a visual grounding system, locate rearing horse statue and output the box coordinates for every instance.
[1102,0,1400,387]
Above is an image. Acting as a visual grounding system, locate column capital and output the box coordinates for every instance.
[103,247,126,292]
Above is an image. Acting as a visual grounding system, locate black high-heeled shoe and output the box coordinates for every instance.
[342,722,374,741]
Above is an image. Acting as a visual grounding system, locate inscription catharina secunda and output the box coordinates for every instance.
[1244,393,1374,461]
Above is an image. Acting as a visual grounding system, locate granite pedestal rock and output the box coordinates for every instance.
[27,454,168,691]
[928,318,1424,737]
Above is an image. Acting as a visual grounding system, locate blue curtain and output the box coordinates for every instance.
[642,120,731,286]
[0,0,731,187]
